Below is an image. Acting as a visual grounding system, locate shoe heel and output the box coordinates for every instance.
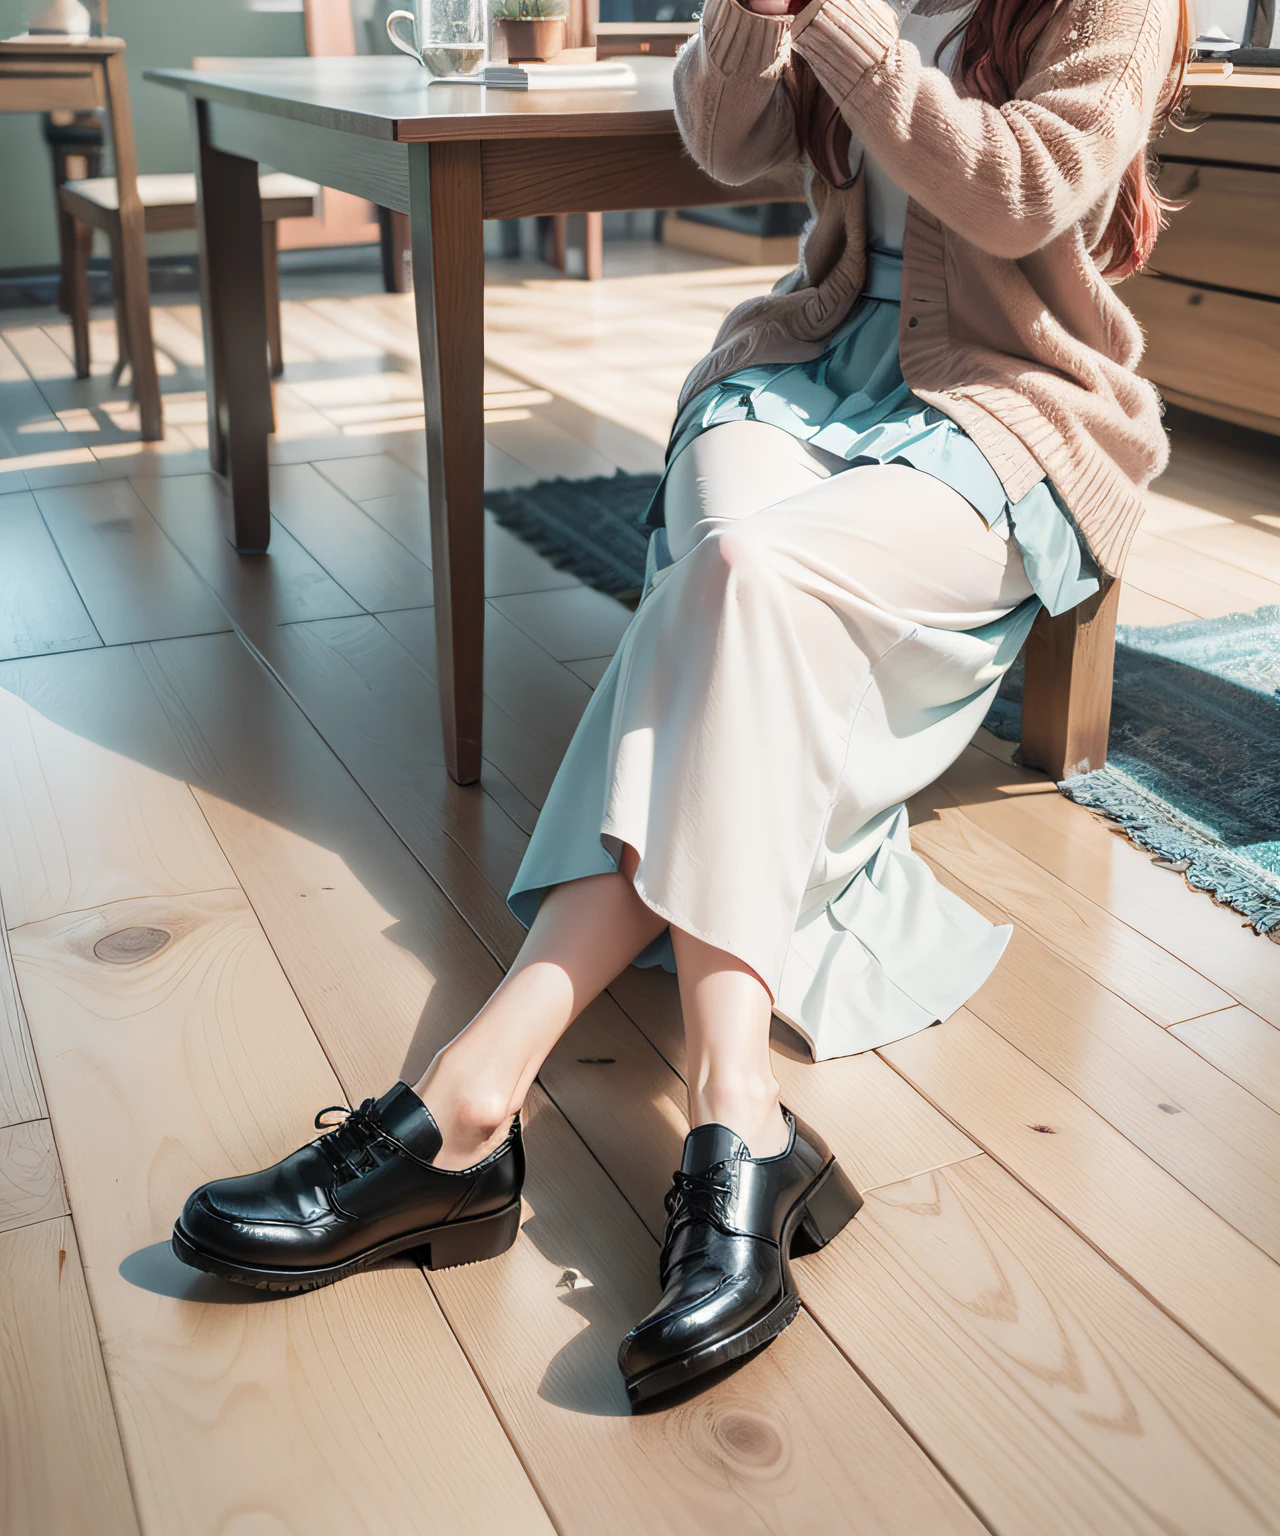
[418,1201,522,1271]
[792,1162,863,1256]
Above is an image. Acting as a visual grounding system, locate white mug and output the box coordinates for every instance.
[387,0,487,78]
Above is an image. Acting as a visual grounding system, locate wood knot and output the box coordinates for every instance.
[715,1411,783,1467]
[93,926,172,965]
[1029,1124,1057,1134]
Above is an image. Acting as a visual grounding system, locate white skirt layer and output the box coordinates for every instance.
[509,421,1041,1060]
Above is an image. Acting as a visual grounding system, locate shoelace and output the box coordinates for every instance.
[313,1099,392,1181]
[663,1163,734,1243]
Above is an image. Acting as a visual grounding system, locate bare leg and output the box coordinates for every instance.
[669,928,789,1158]
[413,849,665,1168]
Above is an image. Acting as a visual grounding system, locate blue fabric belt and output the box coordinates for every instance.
[861,247,904,304]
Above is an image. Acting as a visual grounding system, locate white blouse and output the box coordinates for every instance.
[849,0,968,251]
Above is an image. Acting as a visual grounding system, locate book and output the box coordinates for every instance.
[481,58,637,89]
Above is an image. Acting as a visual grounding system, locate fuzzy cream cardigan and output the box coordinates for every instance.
[673,0,1182,575]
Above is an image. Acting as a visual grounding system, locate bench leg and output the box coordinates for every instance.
[1019,577,1119,780]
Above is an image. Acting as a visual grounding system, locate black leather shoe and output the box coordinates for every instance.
[172,1083,523,1292]
[618,1111,861,1406]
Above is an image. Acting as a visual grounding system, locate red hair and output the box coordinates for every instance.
[945,0,1192,278]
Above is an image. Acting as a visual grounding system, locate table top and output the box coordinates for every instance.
[0,33,124,55]
[146,55,683,142]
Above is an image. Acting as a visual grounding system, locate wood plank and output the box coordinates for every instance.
[134,632,504,1097]
[379,602,594,801]
[606,965,979,1199]
[1115,584,1198,627]
[0,334,68,461]
[1156,112,1280,169]
[480,133,798,216]
[0,910,44,1129]
[1171,1006,1280,1115]
[483,410,620,482]
[32,479,232,646]
[566,655,611,687]
[908,779,1234,1027]
[927,857,1280,1261]
[0,1216,140,1536]
[0,1119,67,1235]
[129,471,365,633]
[490,585,631,664]
[881,1009,1280,1412]
[1162,516,1280,586]
[0,491,101,661]
[117,636,981,1535]
[1127,275,1280,432]
[798,1157,1280,1536]
[9,888,552,1536]
[430,1083,987,1536]
[267,460,434,611]
[1129,528,1280,612]
[249,614,529,964]
[0,649,239,929]
[936,746,1280,1027]
[1149,163,1280,299]
[1122,547,1280,622]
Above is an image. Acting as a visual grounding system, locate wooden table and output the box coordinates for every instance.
[147,56,795,784]
[1,35,162,440]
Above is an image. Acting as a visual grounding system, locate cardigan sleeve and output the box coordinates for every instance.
[790,0,1180,259]
[673,0,801,186]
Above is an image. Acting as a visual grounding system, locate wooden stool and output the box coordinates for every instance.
[58,171,317,383]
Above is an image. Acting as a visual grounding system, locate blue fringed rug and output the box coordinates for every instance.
[485,471,1280,935]
[486,471,661,603]
[984,606,1280,936]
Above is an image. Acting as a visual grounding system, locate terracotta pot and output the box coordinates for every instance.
[494,15,566,61]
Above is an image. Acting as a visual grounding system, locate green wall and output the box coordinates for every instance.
[0,0,305,271]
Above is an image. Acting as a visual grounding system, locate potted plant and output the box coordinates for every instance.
[492,0,568,62]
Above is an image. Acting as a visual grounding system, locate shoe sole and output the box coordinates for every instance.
[171,1198,523,1293]
[623,1159,863,1407]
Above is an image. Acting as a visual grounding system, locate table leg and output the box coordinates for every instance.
[103,52,162,443]
[1020,577,1119,780]
[408,139,485,787]
[191,98,273,553]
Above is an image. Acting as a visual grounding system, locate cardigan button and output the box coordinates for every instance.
[908,316,919,328]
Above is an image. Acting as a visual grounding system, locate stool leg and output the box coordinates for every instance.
[68,216,93,379]
[263,221,283,379]
[1020,577,1119,780]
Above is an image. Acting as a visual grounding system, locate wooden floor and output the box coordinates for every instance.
[1,243,1278,1536]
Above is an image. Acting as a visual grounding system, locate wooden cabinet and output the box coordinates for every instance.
[1130,70,1280,434]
